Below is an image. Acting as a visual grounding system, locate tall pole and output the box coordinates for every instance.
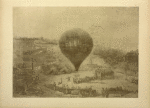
[32,58,33,70]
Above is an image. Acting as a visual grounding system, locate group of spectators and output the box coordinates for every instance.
[45,82,97,97]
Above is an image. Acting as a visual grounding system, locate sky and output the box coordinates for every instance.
[13,7,139,52]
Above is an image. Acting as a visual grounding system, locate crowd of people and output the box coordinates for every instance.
[101,86,133,97]
[45,83,97,97]
[73,76,96,84]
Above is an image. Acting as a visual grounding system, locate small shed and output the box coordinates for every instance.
[95,66,114,80]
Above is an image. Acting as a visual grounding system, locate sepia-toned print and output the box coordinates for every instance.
[13,7,138,98]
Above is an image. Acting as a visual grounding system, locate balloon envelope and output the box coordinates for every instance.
[59,28,93,71]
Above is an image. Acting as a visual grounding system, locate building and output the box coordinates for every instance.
[95,66,114,80]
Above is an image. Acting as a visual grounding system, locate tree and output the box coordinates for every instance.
[124,50,138,76]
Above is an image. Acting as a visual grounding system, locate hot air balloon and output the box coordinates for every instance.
[59,28,93,71]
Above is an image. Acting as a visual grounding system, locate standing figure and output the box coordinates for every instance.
[65,84,69,94]
[53,82,56,90]
[102,88,105,97]
[105,88,109,98]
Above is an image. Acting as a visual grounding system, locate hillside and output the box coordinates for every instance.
[93,46,138,75]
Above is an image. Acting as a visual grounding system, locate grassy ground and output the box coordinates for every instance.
[13,38,138,98]
[41,70,138,97]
